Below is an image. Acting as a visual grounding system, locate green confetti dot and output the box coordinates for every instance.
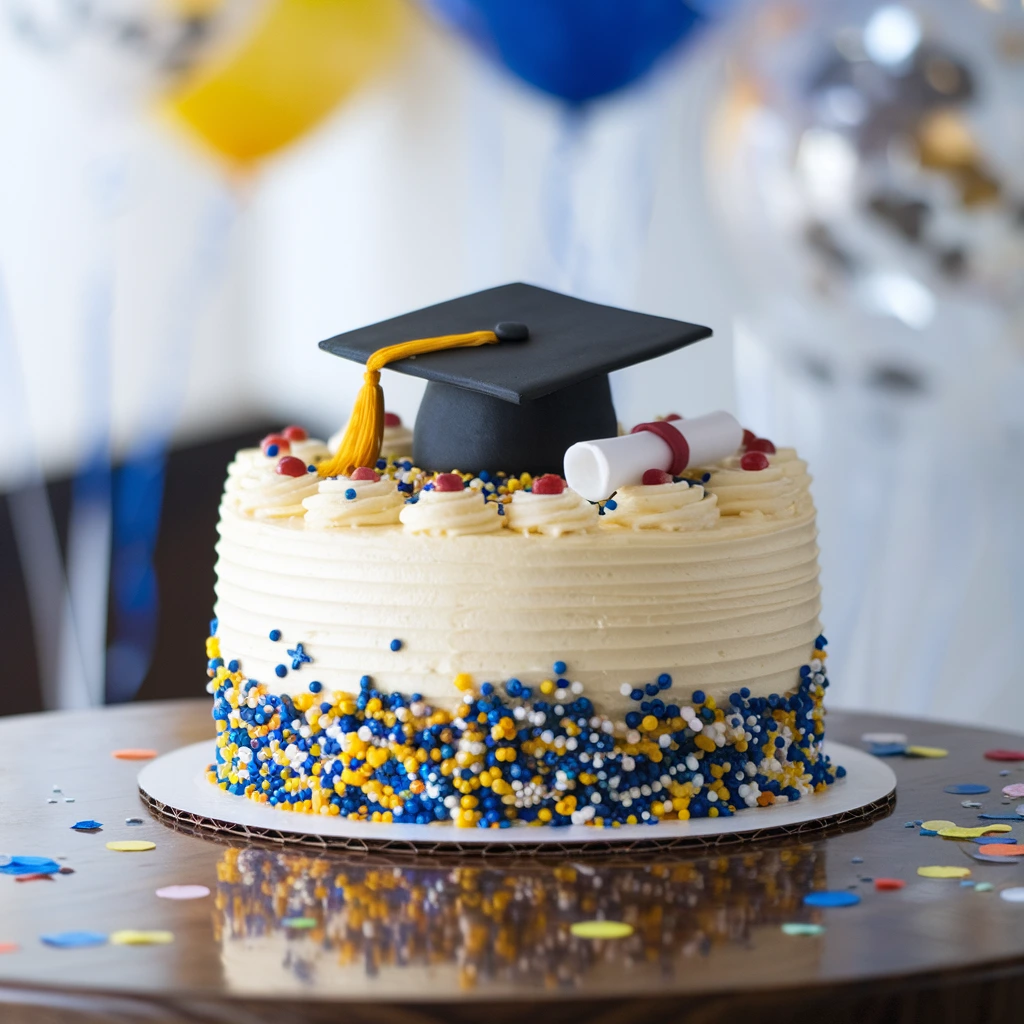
[281,917,318,929]
[570,920,634,940]
[781,923,825,936]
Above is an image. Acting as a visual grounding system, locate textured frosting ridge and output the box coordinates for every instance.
[227,460,320,520]
[399,488,504,536]
[505,489,598,536]
[604,482,719,531]
[303,476,403,529]
[702,448,812,518]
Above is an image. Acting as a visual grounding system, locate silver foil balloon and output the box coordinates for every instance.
[707,0,1024,724]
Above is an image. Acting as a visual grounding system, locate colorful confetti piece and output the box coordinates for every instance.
[109,930,174,946]
[970,844,1024,857]
[974,836,1019,845]
[961,801,983,808]
[975,883,995,892]
[781,923,825,936]
[0,856,61,876]
[1002,784,1024,799]
[1000,887,1024,903]
[861,732,908,746]
[970,852,1022,865]
[979,814,1024,821]
[985,750,1024,762]
[921,820,956,831]
[938,824,1012,839]
[918,866,971,879]
[281,917,318,930]
[570,921,635,939]
[0,944,18,954]
[70,820,103,831]
[803,891,860,908]
[41,931,107,949]
[944,784,991,795]
[15,873,55,883]
[111,749,158,761]
[867,743,907,757]
[155,885,210,901]
[905,746,948,758]
[125,818,145,826]
[105,840,156,853]
[874,878,906,891]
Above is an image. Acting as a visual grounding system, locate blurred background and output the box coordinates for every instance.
[1,0,1021,725]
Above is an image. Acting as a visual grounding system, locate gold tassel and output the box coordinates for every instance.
[319,330,499,477]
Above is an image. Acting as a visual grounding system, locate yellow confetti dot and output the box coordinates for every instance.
[570,920,634,940]
[938,824,1012,839]
[109,930,174,946]
[106,840,156,852]
[905,746,948,758]
[921,820,956,831]
[918,865,971,879]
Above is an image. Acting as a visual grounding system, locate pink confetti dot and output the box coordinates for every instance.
[1002,783,1024,798]
[155,885,210,901]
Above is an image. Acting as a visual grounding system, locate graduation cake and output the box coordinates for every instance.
[207,284,840,829]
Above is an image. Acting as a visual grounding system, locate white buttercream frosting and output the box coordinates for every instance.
[303,475,403,529]
[701,448,812,518]
[505,488,598,536]
[399,488,504,536]
[231,462,320,520]
[603,481,719,531]
[225,439,329,498]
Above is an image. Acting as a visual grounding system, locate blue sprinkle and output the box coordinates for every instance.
[868,743,907,757]
[692,690,706,705]
[70,820,103,831]
[41,931,107,949]
[629,688,644,703]
[944,783,990,795]
[275,664,288,678]
[308,681,323,694]
[345,488,357,500]
[265,443,279,457]
[657,673,671,689]
[604,499,618,511]
[307,465,316,473]
[553,660,567,675]
[209,618,218,636]
[227,660,239,673]
[803,891,860,908]
[390,639,403,652]
[269,629,281,642]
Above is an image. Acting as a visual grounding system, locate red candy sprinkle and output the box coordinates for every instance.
[642,469,673,485]
[433,473,464,492]
[740,452,770,471]
[276,456,308,478]
[874,878,906,892]
[532,474,566,495]
[746,437,776,455]
[664,413,683,422]
[350,467,380,482]
[282,425,308,441]
[742,429,757,447]
[384,412,403,428]
[261,434,290,455]
[985,749,1024,762]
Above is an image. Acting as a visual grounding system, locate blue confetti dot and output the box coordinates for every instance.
[944,783,991,795]
[227,660,239,672]
[345,488,357,500]
[70,820,103,831]
[308,681,322,694]
[275,664,288,678]
[692,690,706,705]
[269,629,281,642]
[390,639,403,652]
[0,856,62,876]
[604,499,617,510]
[41,931,108,949]
[553,660,566,675]
[803,891,860,908]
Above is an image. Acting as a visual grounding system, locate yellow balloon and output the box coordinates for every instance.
[165,0,407,169]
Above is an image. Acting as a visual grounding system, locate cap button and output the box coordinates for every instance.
[494,321,529,342]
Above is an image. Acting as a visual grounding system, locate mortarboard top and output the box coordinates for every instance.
[319,283,712,476]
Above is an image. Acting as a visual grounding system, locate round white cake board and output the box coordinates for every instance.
[138,740,895,856]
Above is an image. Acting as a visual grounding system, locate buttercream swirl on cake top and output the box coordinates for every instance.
[399,487,504,536]
[231,460,320,519]
[303,474,403,529]
[701,448,812,518]
[505,488,598,536]
[603,481,719,531]
[226,439,329,496]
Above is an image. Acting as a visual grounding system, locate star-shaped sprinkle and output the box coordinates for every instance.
[287,642,311,670]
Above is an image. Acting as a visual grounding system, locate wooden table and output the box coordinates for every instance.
[3,700,1024,1024]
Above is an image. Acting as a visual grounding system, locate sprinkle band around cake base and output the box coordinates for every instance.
[138,739,894,856]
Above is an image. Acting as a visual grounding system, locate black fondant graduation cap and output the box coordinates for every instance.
[319,283,712,476]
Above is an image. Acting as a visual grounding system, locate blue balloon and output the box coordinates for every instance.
[423,0,705,104]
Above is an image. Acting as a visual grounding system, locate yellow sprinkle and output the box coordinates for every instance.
[110,930,174,946]
[106,840,156,852]
[905,745,948,758]
[539,679,555,695]
[570,921,634,940]
[918,865,971,879]
[641,715,658,732]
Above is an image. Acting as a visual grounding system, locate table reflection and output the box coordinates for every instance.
[214,844,826,995]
